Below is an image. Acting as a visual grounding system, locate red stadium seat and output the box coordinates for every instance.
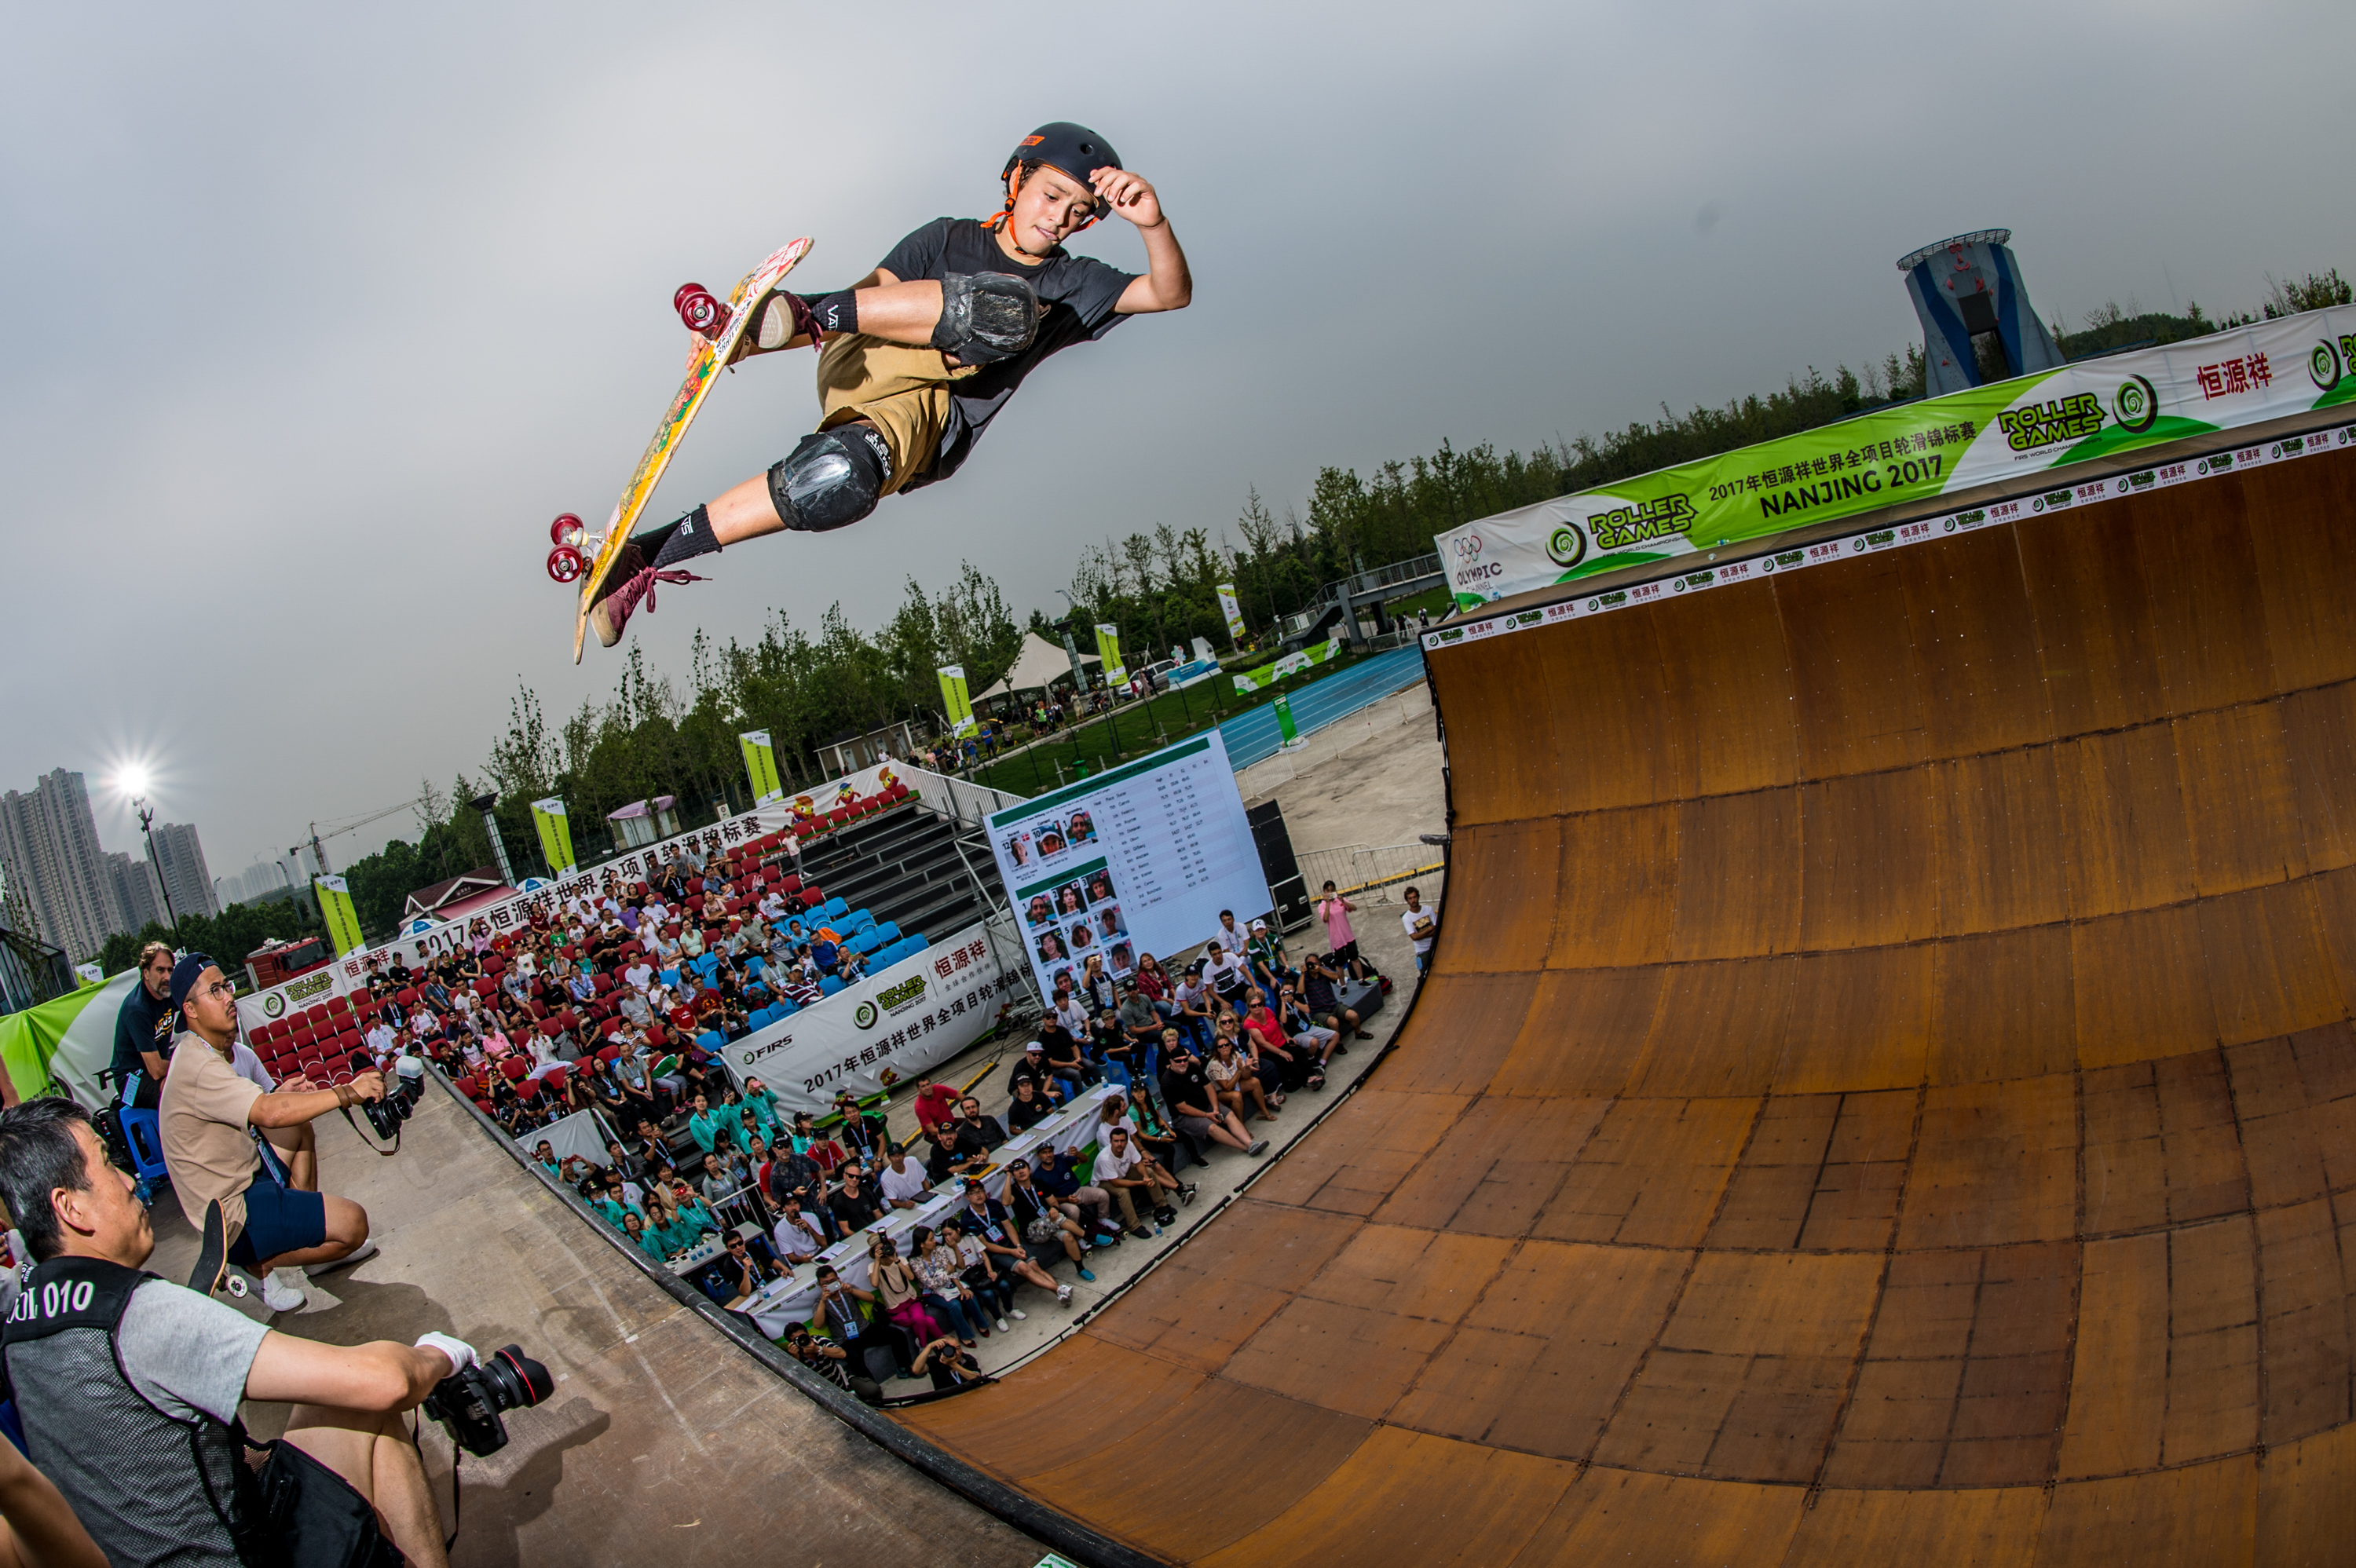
[325,995,350,1016]
[498,1058,529,1082]
[453,1075,480,1098]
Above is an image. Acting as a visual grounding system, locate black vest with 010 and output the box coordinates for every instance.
[0,1255,262,1566]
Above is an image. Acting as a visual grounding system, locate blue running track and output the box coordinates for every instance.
[1216,645,1429,769]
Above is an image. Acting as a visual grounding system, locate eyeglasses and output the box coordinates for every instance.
[201,978,236,1000]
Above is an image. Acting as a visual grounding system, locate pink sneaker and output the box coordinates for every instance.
[588,537,704,648]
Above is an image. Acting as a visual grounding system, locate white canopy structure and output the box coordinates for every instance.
[979,632,1097,700]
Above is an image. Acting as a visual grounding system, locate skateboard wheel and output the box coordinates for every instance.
[550,513,585,548]
[547,546,585,583]
[674,283,728,339]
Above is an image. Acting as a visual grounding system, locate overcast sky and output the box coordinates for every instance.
[7,0,2353,886]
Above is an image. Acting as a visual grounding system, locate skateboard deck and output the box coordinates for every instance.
[562,237,815,661]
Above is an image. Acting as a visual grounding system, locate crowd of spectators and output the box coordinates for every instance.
[287,832,916,1142]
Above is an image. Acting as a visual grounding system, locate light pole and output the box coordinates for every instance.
[469,793,518,886]
[134,797,179,934]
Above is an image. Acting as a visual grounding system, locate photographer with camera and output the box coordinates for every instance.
[0,1096,477,1565]
[155,956,379,1314]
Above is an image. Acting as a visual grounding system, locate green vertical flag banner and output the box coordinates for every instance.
[530,798,577,875]
[935,668,975,737]
[1092,625,1125,686]
[315,875,364,956]
[1274,693,1300,746]
[737,732,785,805]
[1216,583,1246,646]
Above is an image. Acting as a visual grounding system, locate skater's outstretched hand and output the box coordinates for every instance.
[1092,168,1165,229]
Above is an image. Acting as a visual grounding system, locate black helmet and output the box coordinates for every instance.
[999,122,1121,219]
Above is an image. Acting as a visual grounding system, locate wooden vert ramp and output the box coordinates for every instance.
[898,441,2356,1565]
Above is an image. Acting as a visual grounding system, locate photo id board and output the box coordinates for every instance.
[988,732,1271,1002]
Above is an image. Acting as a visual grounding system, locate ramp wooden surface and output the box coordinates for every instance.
[898,448,2356,1565]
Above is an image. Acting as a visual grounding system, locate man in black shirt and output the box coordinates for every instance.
[954,1096,1008,1157]
[108,942,177,1113]
[587,121,1192,650]
[827,1168,884,1235]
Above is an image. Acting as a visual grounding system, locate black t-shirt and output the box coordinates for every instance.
[1162,1063,1213,1119]
[1006,1093,1052,1132]
[958,1116,1008,1153]
[111,982,172,1087]
[872,217,1137,488]
[829,1184,883,1233]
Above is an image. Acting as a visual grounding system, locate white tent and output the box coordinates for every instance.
[979,632,1097,700]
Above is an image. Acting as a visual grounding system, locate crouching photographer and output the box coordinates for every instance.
[0,1096,540,1566]
[156,956,382,1315]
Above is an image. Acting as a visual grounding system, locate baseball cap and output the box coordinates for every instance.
[167,953,217,1014]
[1023,1040,1044,1053]
[1250,919,1268,931]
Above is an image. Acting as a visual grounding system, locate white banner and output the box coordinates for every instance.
[1436,304,2356,609]
[719,919,1020,1114]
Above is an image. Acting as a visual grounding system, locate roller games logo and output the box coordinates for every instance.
[1585,495,1693,553]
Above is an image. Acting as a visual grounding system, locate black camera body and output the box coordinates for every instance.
[421,1344,552,1457]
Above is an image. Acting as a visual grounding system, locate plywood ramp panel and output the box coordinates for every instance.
[1492,967,1663,1099]
[1524,605,1687,815]
[1509,1467,1805,1568]
[2248,454,2356,692]
[1900,525,2056,760]
[1669,790,1802,961]
[2017,499,2169,736]
[1934,747,2072,937]
[2282,680,2356,872]
[1547,802,1679,969]
[1200,1427,1577,1568]
[1930,926,2079,1085]
[2138,475,2278,715]
[1798,768,1941,950]
[1655,579,1802,797]
[1429,820,1560,974]
[1778,554,1928,778]
[1021,1379,1374,1561]
[1427,636,1560,827]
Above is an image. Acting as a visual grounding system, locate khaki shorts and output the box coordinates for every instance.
[812,333,977,495]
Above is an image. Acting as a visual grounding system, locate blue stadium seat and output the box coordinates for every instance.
[819,974,845,996]
[774,997,799,1018]
[876,940,909,967]
[659,968,679,987]
[820,897,848,922]
[693,953,720,979]
[696,1029,725,1054]
[745,956,766,978]
[903,934,925,952]
[872,921,900,945]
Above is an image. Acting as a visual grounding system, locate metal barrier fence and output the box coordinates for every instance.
[1293,842,1446,901]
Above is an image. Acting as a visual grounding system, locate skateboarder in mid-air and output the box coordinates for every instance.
[588,121,1192,648]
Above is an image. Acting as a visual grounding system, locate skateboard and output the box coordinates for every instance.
[551,237,816,662]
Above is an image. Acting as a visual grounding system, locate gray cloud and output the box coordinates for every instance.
[6,0,2353,875]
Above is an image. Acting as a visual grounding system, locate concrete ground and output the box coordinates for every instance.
[140,1105,1043,1566]
[1238,680,1445,855]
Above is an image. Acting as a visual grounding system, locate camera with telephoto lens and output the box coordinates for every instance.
[348,1054,415,1140]
[421,1343,553,1457]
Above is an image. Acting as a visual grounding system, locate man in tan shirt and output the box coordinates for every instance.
[157,953,386,1314]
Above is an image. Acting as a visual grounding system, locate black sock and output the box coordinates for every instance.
[800,290,859,336]
[649,504,721,569]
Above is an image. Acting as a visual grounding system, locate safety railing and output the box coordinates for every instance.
[1293,841,1447,901]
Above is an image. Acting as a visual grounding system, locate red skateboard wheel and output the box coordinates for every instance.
[547,546,585,583]
[674,283,729,339]
[550,513,585,548]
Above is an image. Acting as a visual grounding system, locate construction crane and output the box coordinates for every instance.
[299,801,423,878]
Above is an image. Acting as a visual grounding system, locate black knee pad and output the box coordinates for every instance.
[931,271,1040,364]
[766,426,889,533]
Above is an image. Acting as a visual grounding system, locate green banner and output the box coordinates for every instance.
[737,731,785,804]
[1092,624,1126,686]
[1232,634,1342,694]
[1274,693,1299,747]
[935,667,975,738]
[1438,303,2356,609]
[530,798,577,875]
[315,874,364,956]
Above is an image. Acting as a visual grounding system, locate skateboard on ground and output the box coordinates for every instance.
[550,238,815,662]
